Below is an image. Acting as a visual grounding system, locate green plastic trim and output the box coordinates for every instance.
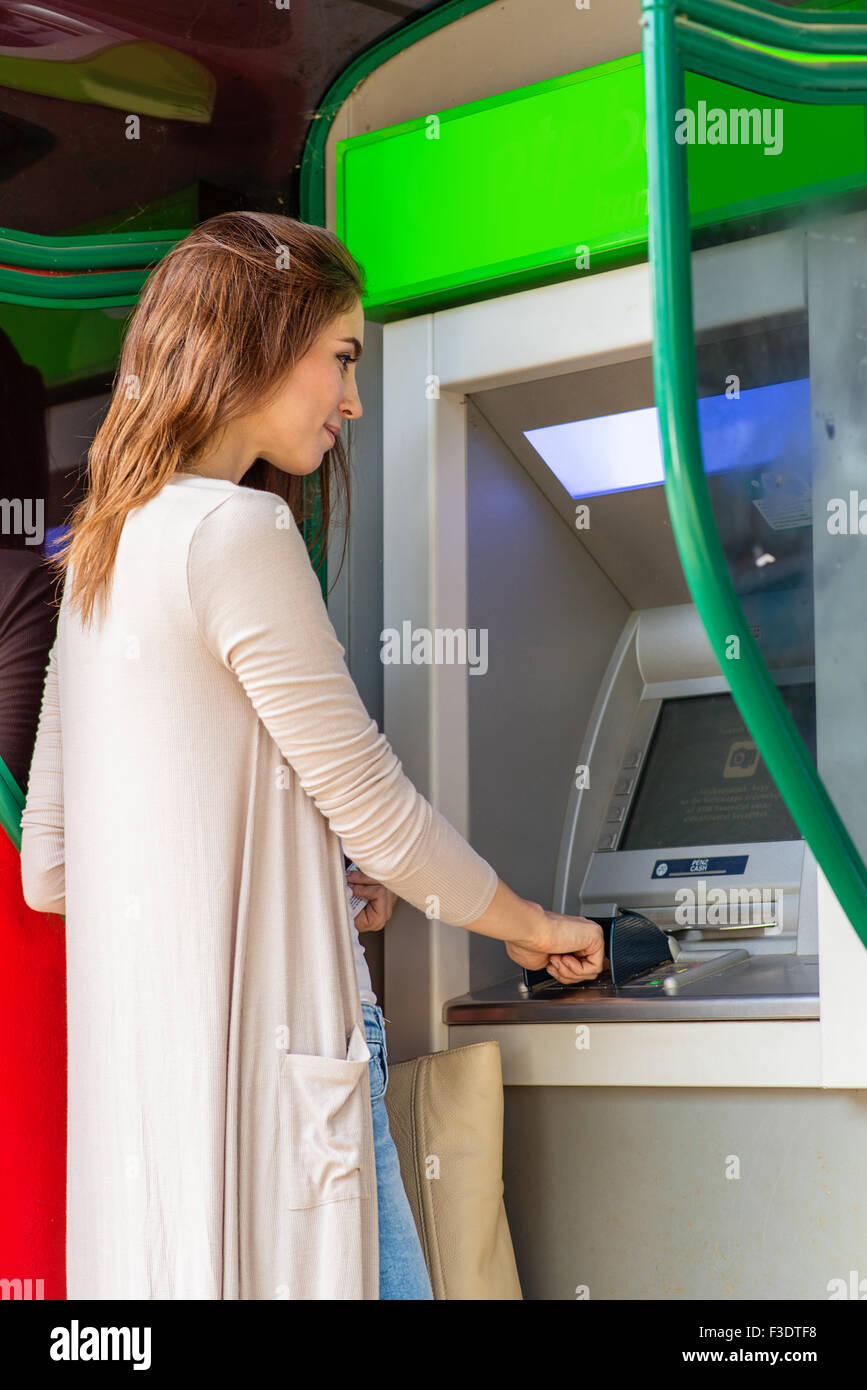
[680,0,867,46]
[642,0,867,946]
[297,0,500,601]
[0,268,157,307]
[0,755,23,853]
[299,0,499,228]
[0,228,183,310]
[679,22,867,98]
[0,227,181,270]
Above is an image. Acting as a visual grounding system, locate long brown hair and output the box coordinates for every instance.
[51,212,365,630]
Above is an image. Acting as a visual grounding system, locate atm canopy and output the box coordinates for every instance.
[336,3,867,320]
[5,0,867,965]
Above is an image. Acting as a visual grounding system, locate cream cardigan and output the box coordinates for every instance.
[20,475,498,1299]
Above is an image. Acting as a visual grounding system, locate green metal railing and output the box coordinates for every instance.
[641,0,867,945]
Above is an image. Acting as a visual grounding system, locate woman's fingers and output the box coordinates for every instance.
[356,907,385,932]
[546,950,603,983]
[347,876,397,932]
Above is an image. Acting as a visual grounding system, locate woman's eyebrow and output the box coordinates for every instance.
[338,337,363,359]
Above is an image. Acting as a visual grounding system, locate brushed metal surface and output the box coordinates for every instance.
[443,956,819,1022]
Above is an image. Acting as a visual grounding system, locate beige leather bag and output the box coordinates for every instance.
[383,1040,523,1300]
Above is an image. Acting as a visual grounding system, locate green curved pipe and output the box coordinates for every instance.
[299,0,499,227]
[679,23,867,97]
[0,756,23,853]
[0,227,180,271]
[0,228,182,310]
[642,0,867,946]
[0,269,156,309]
[680,0,867,48]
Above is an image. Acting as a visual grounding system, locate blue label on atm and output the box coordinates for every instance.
[651,855,748,879]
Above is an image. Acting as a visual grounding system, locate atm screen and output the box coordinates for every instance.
[619,685,816,851]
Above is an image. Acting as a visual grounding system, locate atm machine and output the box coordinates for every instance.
[445,594,819,1022]
[553,599,816,1016]
[444,301,820,1025]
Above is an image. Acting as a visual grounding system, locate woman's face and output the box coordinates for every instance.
[254,299,365,477]
[196,299,365,484]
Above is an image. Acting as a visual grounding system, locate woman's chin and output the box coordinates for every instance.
[264,456,322,478]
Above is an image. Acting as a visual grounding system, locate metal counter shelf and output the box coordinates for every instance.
[443,955,819,1023]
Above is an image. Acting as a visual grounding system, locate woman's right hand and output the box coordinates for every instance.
[505,910,606,984]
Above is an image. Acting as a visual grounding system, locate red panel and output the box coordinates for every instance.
[0,832,66,1299]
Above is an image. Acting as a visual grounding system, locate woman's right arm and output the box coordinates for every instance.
[187,492,603,982]
[463,877,605,983]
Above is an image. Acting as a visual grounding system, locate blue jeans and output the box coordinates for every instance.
[361,1001,434,1300]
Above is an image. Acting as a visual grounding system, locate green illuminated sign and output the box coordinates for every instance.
[337,50,867,321]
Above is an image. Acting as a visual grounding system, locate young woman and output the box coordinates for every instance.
[20,212,604,1301]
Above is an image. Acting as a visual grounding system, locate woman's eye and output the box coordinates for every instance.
[337,353,355,371]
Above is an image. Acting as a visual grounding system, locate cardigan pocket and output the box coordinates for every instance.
[277,1022,372,1210]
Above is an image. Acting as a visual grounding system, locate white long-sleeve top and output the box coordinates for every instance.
[19,474,498,1300]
